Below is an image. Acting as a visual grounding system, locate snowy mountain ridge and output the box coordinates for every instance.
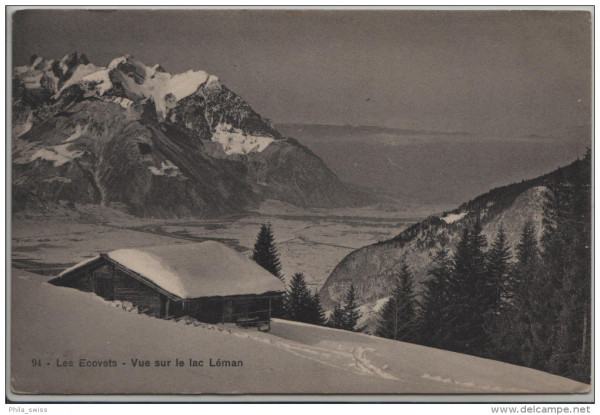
[14,53,273,156]
[16,54,215,115]
[12,53,368,217]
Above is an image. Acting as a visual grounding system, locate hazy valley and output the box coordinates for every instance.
[279,123,590,206]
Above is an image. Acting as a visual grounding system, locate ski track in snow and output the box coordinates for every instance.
[88,299,548,393]
[351,346,398,380]
[107,299,399,382]
[166,320,531,392]
[421,373,529,393]
[236,330,399,381]
[207,320,400,381]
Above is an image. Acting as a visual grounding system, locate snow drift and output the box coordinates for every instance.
[10,269,589,396]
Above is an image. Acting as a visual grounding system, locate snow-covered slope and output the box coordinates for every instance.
[11,269,589,395]
[12,53,369,217]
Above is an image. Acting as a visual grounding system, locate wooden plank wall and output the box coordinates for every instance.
[65,269,95,293]
[113,268,163,315]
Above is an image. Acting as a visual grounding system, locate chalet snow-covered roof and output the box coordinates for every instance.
[57,241,285,299]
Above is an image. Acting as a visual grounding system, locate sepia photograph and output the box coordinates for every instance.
[6,6,593,402]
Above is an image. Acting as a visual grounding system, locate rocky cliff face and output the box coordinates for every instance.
[12,53,368,217]
[319,157,589,309]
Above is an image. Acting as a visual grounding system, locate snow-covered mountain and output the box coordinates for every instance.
[12,53,368,217]
[320,155,590,313]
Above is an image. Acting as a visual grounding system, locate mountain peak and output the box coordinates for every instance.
[12,53,281,144]
[12,52,368,218]
[58,51,89,71]
[107,55,129,68]
[14,53,223,120]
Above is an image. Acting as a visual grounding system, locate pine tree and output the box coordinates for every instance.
[418,249,453,348]
[328,304,346,329]
[250,223,284,317]
[342,283,362,331]
[309,292,327,326]
[444,220,489,355]
[282,273,327,326]
[469,219,491,354]
[511,219,548,369]
[516,220,539,269]
[283,273,314,323]
[486,226,512,312]
[484,227,514,360]
[444,227,473,353]
[376,262,416,341]
[250,223,283,281]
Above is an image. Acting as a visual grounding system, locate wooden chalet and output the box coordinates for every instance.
[50,241,285,328]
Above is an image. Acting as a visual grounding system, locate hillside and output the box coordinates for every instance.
[320,155,591,310]
[12,54,367,218]
[10,268,588,396]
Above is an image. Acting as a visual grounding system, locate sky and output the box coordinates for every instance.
[11,8,592,135]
